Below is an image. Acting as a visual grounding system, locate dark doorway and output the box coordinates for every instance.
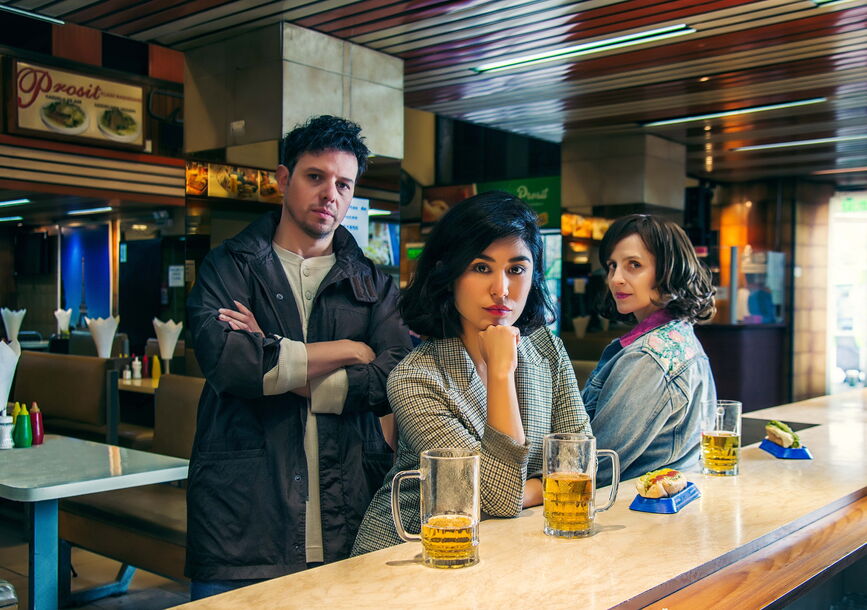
[119,238,161,355]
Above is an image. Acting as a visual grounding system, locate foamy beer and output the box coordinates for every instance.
[701,400,742,476]
[391,448,480,568]
[543,433,619,538]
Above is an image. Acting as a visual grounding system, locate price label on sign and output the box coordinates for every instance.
[168,265,184,287]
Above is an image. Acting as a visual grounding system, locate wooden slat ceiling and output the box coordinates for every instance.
[11,0,867,187]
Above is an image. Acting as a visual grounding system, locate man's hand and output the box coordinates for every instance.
[218,300,264,336]
[342,339,376,366]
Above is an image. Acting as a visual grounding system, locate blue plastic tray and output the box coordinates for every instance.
[759,439,813,459]
[629,481,701,514]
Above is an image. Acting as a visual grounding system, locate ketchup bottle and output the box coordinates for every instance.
[29,401,44,446]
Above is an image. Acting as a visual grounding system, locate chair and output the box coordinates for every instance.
[59,374,205,593]
[12,351,152,449]
[150,374,204,460]
[68,330,129,358]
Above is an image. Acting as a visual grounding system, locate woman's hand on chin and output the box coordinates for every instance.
[478,324,520,377]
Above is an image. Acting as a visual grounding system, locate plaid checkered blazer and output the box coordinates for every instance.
[351,326,590,556]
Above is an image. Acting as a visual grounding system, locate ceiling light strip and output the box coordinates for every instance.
[0,216,24,223]
[732,134,867,152]
[643,98,828,127]
[67,207,113,216]
[473,24,695,73]
[0,198,31,207]
[813,166,867,174]
[0,5,65,25]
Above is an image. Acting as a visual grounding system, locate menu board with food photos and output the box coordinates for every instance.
[185,161,284,203]
[13,61,145,148]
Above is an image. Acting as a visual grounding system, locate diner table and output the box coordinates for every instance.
[0,434,188,610]
[176,389,867,609]
[118,377,159,395]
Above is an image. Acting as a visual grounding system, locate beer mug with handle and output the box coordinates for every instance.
[543,433,619,537]
[391,448,481,568]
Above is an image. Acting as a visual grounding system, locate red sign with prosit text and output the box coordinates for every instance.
[14,61,145,148]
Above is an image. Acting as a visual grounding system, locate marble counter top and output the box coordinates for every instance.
[178,389,867,609]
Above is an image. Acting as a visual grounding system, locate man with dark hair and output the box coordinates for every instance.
[185,115,411,599]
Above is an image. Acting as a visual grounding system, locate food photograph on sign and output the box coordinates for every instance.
[40,100,89,135]
[208,164,238,198]
[420,184,477,231]
[97,106,140,142]
[258,170,283,203]
[236,168,259,200]
[15,61,145,147]
[186,162,209,197]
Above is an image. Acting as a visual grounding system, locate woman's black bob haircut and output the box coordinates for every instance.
[598,214,715,324]
[401,191,555,339]
[280,115,369,179]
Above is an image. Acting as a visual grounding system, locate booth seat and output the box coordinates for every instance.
[571,359,598,388]
[13,351,152,449]
[59,374,204,584]
[68,330,129,358]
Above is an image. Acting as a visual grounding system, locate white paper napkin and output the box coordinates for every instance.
[1,308,26,342]
[54,308,73,334]
[153,318,183,361]
[85,315,119,358]
[0,340,21,410]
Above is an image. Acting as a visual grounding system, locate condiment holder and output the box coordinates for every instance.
[629,482,701,514]
[759,439,813,460]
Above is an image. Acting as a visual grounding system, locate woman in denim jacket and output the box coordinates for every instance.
[582,214,717,485]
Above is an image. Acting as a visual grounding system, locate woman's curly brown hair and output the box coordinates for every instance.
[597,214,716,324]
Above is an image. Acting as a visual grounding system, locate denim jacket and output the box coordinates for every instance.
[581,311,716,485]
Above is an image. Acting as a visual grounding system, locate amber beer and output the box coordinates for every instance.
[542,433,619,538]
[391,448,481,569]
[543,472,593,535]
[701,400,742,476]
[420,514,479,568]
[701,431,740,475]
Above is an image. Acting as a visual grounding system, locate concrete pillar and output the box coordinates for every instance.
[184,23,404,164]
[561,134,686,216]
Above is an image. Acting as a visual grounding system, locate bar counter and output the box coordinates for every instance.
[178,389,867,609]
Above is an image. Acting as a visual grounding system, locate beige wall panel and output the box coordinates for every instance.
[282,23,344,73]
[403,108,435,186]
[349,79,403,159]
[226,24,282,70]
[227,140,280,170]
[644,153,686,210]
[562,134,685,210]
[184,66,228,153]
[282,62,345,130]
[350,44,403,89]
[232,60,283,145]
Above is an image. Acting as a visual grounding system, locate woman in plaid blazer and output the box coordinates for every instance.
[352,191,591,556]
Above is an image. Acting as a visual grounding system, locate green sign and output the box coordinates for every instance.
[476,176,561,229]
[841,197,867,213]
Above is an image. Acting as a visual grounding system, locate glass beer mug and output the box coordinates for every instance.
[390,448,481,568]
[543,433,619,538]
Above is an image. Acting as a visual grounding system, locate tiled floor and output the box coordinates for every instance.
[0,509,189,609]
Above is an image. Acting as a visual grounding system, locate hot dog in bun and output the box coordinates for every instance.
[764,420,801,448]
[635,468,687,499]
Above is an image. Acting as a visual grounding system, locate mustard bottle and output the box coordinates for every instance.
[151,355,161,387]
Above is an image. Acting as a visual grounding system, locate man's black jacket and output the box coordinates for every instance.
[185,211,411,580]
